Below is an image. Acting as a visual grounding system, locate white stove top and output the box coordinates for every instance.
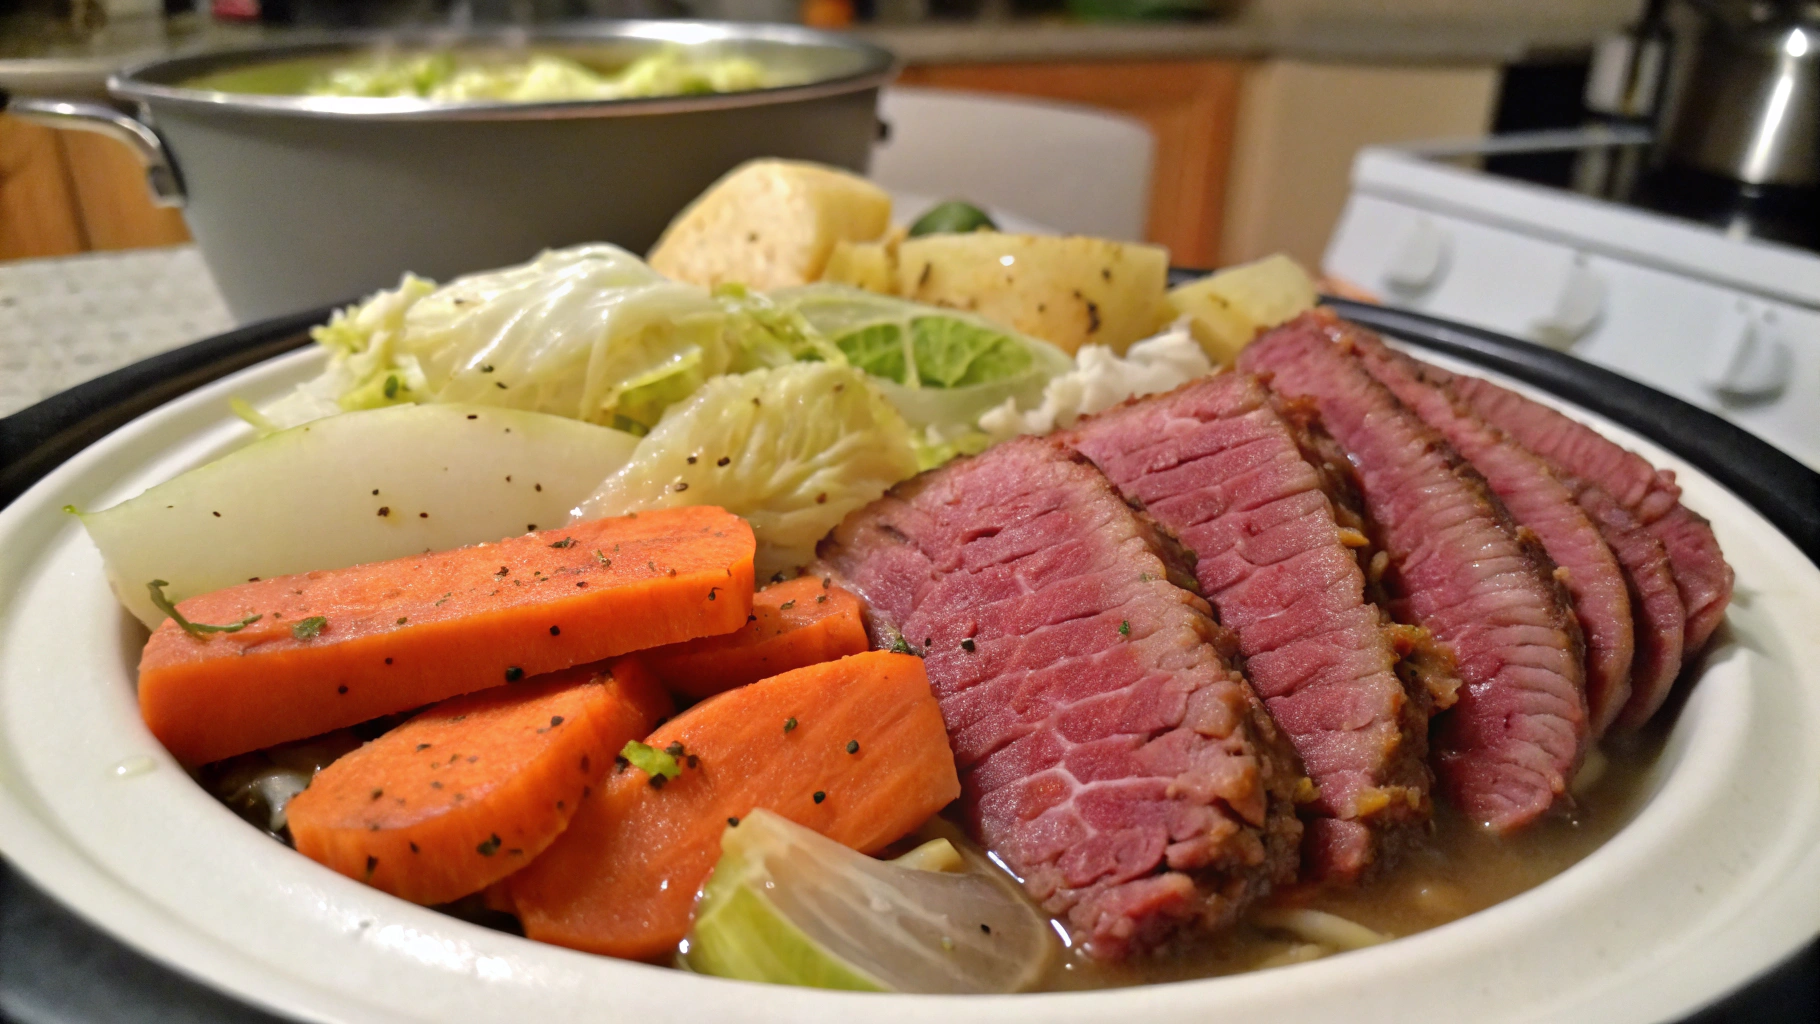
[1325,130,1820,471]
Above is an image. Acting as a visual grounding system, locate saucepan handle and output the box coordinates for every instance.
[0,87,185,208]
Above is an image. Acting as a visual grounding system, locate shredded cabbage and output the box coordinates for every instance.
[573,363,919,578]
[307,46,780,103]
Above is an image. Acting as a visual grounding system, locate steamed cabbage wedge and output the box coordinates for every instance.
[684,810,1051,993]
[262,245,822,434]
[774,284,1073,431]
[574,362,918,578]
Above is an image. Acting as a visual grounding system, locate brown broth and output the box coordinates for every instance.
[1014,729,1668,990]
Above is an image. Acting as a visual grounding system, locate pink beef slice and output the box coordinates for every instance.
[1565,478,1686,732]
[1062,372,1431,883]
[1441,371,1732,655]
[1352,337,1637,739]
[813,436,1303,960]
[1240,311,1588,832]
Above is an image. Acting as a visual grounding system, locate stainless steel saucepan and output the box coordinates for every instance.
[1,21,895,322]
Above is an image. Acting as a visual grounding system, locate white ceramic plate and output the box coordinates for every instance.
[1,344,1817,1024]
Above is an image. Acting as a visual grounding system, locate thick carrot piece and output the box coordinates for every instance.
[287,657,672,906]
[509,651,959,961]
[641,575,870,700]
[138,507,753,765]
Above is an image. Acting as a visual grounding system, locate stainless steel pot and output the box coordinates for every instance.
[1662,0,1818,188]
[0,22,895,322]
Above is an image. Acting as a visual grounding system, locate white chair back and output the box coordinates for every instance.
[872,87,1156,241]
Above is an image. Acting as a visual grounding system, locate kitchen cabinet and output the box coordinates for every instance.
[0,114,190,261]
[896,59,1245,268]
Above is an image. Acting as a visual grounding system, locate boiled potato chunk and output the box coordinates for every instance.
[1167,254,1319,365]
[821,239,898,295]
[649,159,892,289]
[896,234,1169,355]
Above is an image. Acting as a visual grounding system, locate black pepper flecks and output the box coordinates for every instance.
[505,666,524,682]
[812,791,826,804]
[476,835,501,856]
[727,816,740,827]
[960,638,976,652]
[846,740,859,754]
[784,717,798,733]
[550,625,561,636]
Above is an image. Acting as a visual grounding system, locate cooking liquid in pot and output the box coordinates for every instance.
[1024,727,1670,989]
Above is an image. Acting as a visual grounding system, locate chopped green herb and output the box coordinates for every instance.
[846,740,859,754]
[779,600,796,610]
[886,634,919,656]
[1139,573,1152,583]
[620,740,681,780]
[664,741,686,758]
[146,580,261,638]
[594,549,611,566]
[291,615,328,640]
[816,594,828,604]
[504,666,524,682]
[476,834,501,856]
[549,537,575,549]
[813,790,826,804]
[396,617,408,625]
[383,374,399,399]
[783,717,798,733]
[1119,620,1131,637]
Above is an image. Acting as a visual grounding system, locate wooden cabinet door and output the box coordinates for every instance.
[895,60,1246,267]
[0,115,88,261]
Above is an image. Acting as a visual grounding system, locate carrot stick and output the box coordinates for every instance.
[137,507,753,765]
[286,657,672,906]
[508,651,959,961]
[641,575,870,700]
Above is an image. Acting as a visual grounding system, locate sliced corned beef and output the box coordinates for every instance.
[1566,478,1687,732]
[1063,372,1431,883]
[1240,311,1588,832]
[1352,337,1636,738]
[814,437,1303,959]
[1441,372,1732,655]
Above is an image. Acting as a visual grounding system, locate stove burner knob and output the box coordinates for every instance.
[1531,257,1607,351]
[1383,216,1449,293]
[1704,305,1793,402]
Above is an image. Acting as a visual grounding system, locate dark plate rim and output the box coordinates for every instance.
[0,294,1814,1023]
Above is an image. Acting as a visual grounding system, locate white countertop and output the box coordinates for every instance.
[0,245,234,418]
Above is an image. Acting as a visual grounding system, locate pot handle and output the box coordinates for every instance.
[0,87,185,208]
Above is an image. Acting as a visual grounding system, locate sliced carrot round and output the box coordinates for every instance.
[642,575,870,700]
[509,650,960,961]
[286,657,672,906]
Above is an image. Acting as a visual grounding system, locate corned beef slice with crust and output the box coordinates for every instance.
[815,437,1302,960]
[1558,477,1686,732]
[1441,371,1732,655]
[1064,373,1431,883]
[1352,337,1636,738]
[1240,312,1588,833]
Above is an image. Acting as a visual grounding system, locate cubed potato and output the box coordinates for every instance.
[1166,254,1319,365]
[895,234,1170,355]
[649,160,892,289]
[821,240,898,295]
